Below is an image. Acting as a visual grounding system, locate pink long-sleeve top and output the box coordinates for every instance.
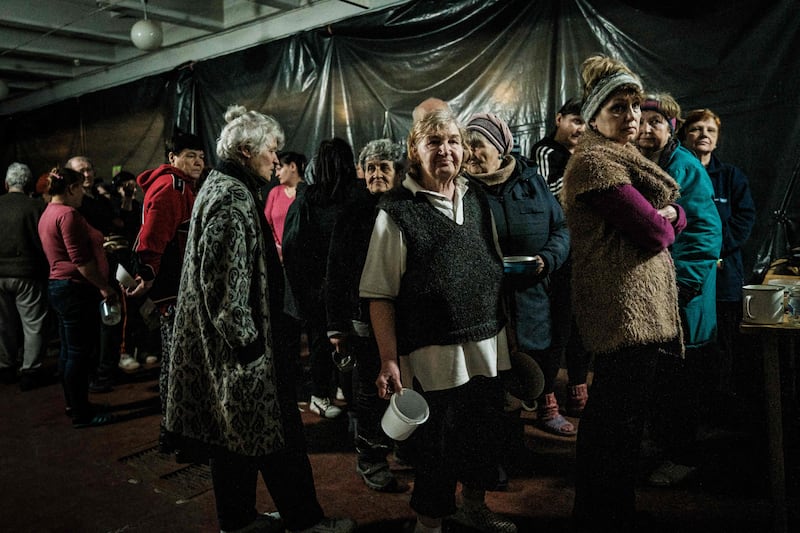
[581,183,686,252]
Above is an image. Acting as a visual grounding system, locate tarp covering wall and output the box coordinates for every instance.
[2,0,799,268]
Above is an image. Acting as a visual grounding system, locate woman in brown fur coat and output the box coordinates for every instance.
[561,55,688,533]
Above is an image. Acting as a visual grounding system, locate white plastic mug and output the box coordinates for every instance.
[742,284,784,324]
[116,264,136,290]
[381,389,429,441]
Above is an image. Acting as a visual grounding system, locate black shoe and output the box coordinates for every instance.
[19,371,41,391]
[490,464,509,492]
[89,378,114,393]
[158,424,175,454]
[356,460,408,493]
[73,413,115,429]
[0,367,17,385]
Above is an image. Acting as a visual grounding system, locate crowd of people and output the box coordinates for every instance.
[0,53,758,533]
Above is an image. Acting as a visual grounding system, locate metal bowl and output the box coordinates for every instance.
[503,256,539,275]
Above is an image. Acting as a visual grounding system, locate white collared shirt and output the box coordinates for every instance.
[359,175,510,392]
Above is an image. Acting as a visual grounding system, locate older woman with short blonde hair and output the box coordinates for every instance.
[362,109,516,533]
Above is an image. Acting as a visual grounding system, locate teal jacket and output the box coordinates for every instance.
[662,143,723,348]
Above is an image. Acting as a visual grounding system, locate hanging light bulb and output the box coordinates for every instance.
[130,0,163,51]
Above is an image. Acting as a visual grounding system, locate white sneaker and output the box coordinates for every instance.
[295,517,356,533]
[118,355,140,372]
[309,396,342,419]
[220,511,282,533]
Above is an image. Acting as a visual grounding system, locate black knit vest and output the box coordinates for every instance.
[379,184,505,354]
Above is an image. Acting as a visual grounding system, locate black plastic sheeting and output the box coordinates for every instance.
[2,0,799,267]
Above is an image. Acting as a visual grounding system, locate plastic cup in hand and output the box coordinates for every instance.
[115,264,136,290]
[381,389,429,441]
[99,299,121,326]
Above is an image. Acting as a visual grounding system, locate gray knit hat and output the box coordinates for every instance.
[466,113,514,156]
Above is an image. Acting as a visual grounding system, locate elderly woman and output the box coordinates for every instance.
[326,139,407,493]
[678,108,756,399]
[465,113,571,436]
[561,56,688,532]
[165,105,355,533]
[636,94,723,487]
[38,167,118,428]
[361,110,516,533]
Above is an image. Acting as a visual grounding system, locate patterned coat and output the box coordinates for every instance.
[165,165,284,457]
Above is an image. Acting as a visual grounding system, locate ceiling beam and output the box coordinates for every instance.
[0,0,412,116]
[95,0,226,32]
[0,27,121,65]
[250,0,304,9]
[0,56,95,79]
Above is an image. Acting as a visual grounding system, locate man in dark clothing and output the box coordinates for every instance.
[0,163,49,391]
[530,98,585,198]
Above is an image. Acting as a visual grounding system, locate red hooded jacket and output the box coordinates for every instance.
[133,163,196,305]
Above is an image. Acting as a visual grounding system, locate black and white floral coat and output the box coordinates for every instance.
[165,162,284,457]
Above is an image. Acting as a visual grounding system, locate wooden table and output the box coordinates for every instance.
[740,309,799,533]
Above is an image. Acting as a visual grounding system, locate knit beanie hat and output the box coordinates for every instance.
[641,97,678,133]
[466,113,514,156]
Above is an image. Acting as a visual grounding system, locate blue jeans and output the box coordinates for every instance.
[48,280,99,420]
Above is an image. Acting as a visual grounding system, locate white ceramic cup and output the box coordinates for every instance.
[381,389,429,441]
[742,284,784,324]
[115,264,136,290]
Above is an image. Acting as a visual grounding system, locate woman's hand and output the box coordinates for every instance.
[532,254,545,275]
[376,359,402,400]
[101,286,118,304]
[657,204,678,223]
[126,275,153,298]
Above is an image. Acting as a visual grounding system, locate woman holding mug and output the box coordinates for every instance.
[361,109,516,533]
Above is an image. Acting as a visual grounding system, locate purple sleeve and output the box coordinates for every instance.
[581,184,681,252]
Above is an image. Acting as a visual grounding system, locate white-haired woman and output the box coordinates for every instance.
[165,105,355,533]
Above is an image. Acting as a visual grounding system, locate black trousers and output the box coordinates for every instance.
[573,342,662,532]
[210,310,325,532]
[209,445,324,531]
[409,375,504,518]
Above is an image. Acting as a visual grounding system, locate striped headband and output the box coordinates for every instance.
[581,72,643,123]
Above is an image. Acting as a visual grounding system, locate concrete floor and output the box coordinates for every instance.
[1,354,797,533]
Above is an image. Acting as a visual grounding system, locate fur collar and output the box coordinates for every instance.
[569,128,680,208]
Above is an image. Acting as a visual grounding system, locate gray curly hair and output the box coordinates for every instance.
[216,105,285,166]
[5,162,32,189]
[358,138,405,171]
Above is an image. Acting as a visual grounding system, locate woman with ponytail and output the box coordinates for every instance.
[38,167,117,428]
